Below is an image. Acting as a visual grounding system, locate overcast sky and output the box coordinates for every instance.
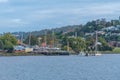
[0,0,120,32]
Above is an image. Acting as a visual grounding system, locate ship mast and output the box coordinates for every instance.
[67,41,69,52]
[52,30,55,48]
[21,32,23,44]
[45,31,47,47]
[29,32,31,47]
[95,31,98,54]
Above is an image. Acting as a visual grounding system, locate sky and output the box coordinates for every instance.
[0,0,120,32]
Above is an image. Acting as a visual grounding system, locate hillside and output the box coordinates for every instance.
[12,17,120,46]
[10,17,120,52]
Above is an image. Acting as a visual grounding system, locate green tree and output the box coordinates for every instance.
[0,33,17,52]
[98,37,113,51]
[68,37,86,53]
[24,35,38,46]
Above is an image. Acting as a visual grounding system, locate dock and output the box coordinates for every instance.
[32,47,70,55]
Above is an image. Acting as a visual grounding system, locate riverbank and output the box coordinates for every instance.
[0,52,71,56]
[0,53,43,56]
[0,51,120,57]
[100,51,120,54]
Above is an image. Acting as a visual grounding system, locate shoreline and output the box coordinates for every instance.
[0,51,120,57]
[100,51,120,54]
[0,52,70,57]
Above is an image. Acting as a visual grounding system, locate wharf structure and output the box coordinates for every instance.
[33,47,70,55]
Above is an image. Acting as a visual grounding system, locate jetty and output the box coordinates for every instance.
[32,47,70,55]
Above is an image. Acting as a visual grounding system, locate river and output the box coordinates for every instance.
[0,54,119,80]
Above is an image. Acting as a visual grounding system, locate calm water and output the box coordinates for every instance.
[0,54,120,80]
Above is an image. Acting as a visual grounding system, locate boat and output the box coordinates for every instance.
[78,51,86,56]
[95,53,102,56]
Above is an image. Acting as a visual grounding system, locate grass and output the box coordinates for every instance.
[0,52,45,56]
[113,47,120,53]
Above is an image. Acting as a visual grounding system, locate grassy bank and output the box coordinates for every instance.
[100,51,120,54]
[0,51,70,56]
[112,47,120,53]
[0,52,45,56]
[100,47,120,54]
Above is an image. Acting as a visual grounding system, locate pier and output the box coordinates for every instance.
[32,47,70,55]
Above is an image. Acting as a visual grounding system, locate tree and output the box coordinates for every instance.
[0,33,17,52]
[98,37,113,51]
[24,35,38,46]
[3,40,14,52]
[68,37,86,53]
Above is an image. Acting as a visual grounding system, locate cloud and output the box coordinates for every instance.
[11,19,22,23]
[0,18,28,29]
[0,0,8,3]
[0,0,120,32]
[21,2,120,28]
[27,2,120,19]
[86,3,120,15]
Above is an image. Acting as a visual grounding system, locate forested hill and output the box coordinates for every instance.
[13,17,120,39]
[12,25,82,38]
[11,17,120,52]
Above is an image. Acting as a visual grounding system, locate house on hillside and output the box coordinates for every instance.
[102,26,119,31]
[108,41,120,47]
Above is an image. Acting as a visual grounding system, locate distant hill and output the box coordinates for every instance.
[12,24,82,39]
[12,17,120,41]
[9,17,120,52]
